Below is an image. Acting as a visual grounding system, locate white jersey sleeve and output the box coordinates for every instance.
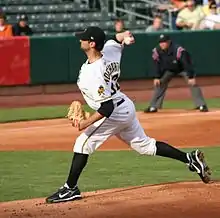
[102,39,124,62]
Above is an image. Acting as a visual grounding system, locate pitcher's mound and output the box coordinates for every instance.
[1,181,220,218]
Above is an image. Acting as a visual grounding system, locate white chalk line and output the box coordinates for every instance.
[139,110,220,119]
[0,110,219,134]
[0,123,69,134]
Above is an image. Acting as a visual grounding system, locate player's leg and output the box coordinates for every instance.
[46,117,123,203]
[118,116,211,183]
[145,71,174,113]
[180,71,208,112]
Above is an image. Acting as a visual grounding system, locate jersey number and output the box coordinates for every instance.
[111,73,120,95]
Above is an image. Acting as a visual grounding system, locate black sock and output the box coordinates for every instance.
[155,141,188,163]
[66,152,89,188]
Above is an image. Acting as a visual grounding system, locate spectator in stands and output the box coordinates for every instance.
[114,19,125,33]
[176,0,205,30]
[199,2,220,29]
[146,15,166,32]
[209,1,219,14]
[12,14,33,36]
[170,0,187,10]
[203,0,216,15]
[0,13,13,38]
[157,1,186,30]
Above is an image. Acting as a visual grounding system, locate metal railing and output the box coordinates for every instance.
[112,0,172,29]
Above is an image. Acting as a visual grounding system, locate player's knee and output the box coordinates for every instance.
[131,137,157,155]
[73,133,94,155]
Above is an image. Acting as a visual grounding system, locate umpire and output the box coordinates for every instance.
[145,34,208,113]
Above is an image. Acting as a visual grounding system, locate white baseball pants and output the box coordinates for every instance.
[73,97,156,155]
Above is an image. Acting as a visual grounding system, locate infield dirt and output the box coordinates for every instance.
[0,78,220,218]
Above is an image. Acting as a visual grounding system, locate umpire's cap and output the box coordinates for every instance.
[158,34,171,43]
[75,26,106,51]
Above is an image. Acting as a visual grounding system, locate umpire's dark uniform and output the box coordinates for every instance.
[145,34,208,113]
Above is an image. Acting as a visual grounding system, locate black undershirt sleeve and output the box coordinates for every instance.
[111,35,122,44]
[106,34,122,44]
[97,99,114,118]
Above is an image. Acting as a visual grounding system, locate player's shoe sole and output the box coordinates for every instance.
[46,185,82,204]
[187,150,211,183]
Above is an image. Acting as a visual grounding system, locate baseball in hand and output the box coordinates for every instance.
[124,35,135,45]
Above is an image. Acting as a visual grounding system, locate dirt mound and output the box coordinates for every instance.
[1,110,220,151]
[1,181,220,218]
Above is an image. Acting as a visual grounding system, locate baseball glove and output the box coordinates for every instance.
[66,101,90,127]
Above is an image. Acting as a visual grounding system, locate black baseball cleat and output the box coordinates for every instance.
[187,150,211,183]
[194,105,209,112]
[199,105,209,112]
[144,107,158,113]
[46,185,82,203]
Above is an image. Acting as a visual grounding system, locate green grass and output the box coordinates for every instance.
[0,98,220,123]
[0,147,219,202]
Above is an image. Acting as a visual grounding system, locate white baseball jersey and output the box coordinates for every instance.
[77,39,127,120]
[74,39,156,156]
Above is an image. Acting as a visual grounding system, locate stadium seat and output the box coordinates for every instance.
[1,0,166,35]
[2,3,89,14]
[2,0,63,5]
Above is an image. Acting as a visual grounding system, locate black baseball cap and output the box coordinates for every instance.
[158,34,171,43]
[75,26,106,51]
[19,14,28,21]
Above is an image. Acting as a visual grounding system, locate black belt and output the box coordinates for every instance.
[116,98,125,107]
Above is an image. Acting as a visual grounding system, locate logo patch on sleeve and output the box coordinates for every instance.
[98,85,105,96]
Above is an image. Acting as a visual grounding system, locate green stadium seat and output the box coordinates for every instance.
[1,0,156,35]
[2,0,63,5]
[130,3,150,8]
[2,3,89,14]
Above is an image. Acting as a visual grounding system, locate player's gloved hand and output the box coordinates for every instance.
[153,79,160,87]
[66,100,90,128]
[188,78,196,86]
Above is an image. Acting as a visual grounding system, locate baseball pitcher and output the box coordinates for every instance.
[46,27,211,204]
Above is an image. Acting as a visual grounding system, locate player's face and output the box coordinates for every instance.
[159,41,170,50]
[80,40,96,51]
[80,40,91,51]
